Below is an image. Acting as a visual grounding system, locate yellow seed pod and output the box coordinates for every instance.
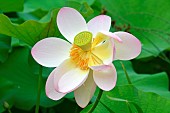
[74,31,92,51]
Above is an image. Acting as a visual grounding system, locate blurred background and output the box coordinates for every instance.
[0,0,170,113]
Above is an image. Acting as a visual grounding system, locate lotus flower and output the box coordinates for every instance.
[31,7,141,108]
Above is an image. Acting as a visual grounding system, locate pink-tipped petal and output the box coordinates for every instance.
[53,59,89,93]
[113,32,141,60]
[74,71,96,108]
[87,15,111,37]
[57,7,87,43]
[100,31,122,42]
[93,64,117,91]
[31,38,71,67]
[98,31,120,61]
[45,68,66,100]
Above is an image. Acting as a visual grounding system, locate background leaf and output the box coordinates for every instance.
[0,34,11,63]
[81,85,170,113]
[0,0,24,12]
[0,47,61,110]
[0,9,60,46]
[23,0,67,13]
[114,61,170,99]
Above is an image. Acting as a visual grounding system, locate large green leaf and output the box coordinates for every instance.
[0,34,11,63]
[0,8,60,46]
[100,0,170,59]
[81,85,170,113]
[114,61,170,99]
[0,0,24,12]
[0,47,61,110]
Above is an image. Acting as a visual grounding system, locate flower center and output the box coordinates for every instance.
[70,31,103,70]
[70,45,90,70]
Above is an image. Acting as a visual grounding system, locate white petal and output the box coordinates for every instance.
[57,7,88,43]
[57,68,89,93]
[45,68,66,100]
[74,70,96,108]
[113,32,141,60]
[53,59,76,90]
[90,64,112,71]
[87,15,111,37]
[93,64,117,91]
[31,38,71,67]
[54,59,89,93]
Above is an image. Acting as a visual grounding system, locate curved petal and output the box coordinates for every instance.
[90,64,112,71]
[91,33,114,65]
[53,59,76,92]
[87,15,111,37]
[57,68,89,93]
[31,38,71,67]
[113,32,141,60]
[93,64,117,91]
[57,7,88,43]
[74,70,96,108]
[100,31,122,42]
[45,68,66,100]
[54,59,89,93]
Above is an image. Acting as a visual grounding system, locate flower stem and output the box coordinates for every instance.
[88,89,103,113]
[120,61,132,84]
[35,65,43,113]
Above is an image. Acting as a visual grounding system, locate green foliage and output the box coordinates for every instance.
[23,0,67,13]
[114,61,170,98]
[0,47,61,111]
[0,34,11,62]
[0,0,24,12]
[0,14,47,46]
[0,9,60,46]
[82,85,170,113]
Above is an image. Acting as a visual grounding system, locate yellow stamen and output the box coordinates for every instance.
[70,45,90,70]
